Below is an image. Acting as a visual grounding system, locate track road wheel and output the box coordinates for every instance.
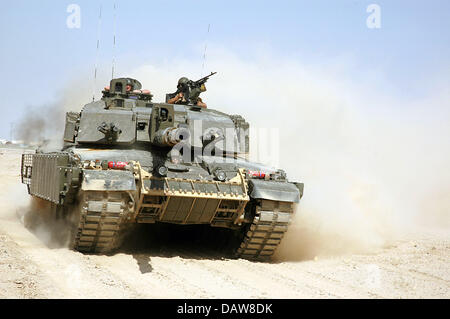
[234,199,294,261]
[70,191,131,254]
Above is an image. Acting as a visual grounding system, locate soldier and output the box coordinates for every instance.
[167,77,207,108]
[126,81,134,92]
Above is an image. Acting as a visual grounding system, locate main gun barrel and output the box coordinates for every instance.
[152,127,190,147]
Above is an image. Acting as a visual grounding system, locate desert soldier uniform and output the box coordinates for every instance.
[166,77,207,108]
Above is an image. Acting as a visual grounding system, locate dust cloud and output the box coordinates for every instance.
[15,80,92,149]
[0,162,66,248]
[17,197,72,249]
[14,48,449,261]
[129,49,449,260]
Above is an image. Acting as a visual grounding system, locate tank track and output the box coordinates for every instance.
[71,191,130,253]
[235,199,294,261]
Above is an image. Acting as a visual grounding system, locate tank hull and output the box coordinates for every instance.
[21,148,301,260]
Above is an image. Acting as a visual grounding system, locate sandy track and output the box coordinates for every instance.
[0,148,448,299]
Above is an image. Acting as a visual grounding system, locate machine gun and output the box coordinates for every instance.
[187,72,217,105]
[168,72,217,105]
[189,71,217,89]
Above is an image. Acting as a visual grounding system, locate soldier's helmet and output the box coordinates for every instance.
[177,77,190,89]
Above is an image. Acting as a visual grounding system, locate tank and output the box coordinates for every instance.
[20,77,304,261]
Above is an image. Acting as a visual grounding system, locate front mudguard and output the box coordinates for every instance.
[247,179,303,203]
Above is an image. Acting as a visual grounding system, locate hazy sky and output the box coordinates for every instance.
[0,0,449,139]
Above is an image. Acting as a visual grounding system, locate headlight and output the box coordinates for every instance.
[214,169,227,182]
[155,165,168,177]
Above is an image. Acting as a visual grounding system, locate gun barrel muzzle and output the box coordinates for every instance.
[154,127,190,147]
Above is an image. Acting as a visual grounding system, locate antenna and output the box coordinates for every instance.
[9,122,14,142]
[92,5,102,101]
[201,24,210,77]
[111,2,117,79]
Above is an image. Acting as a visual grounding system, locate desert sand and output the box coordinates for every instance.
[0,147,448,298]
